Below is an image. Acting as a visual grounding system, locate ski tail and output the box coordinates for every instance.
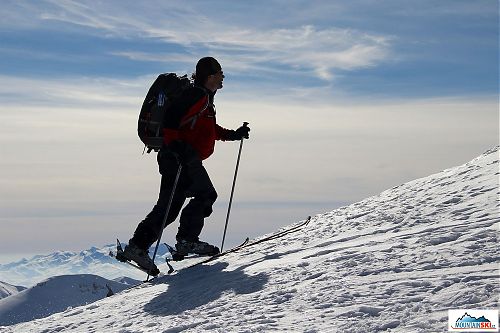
[114,239,128,263]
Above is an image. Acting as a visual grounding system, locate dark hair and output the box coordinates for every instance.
[193,57,221,86]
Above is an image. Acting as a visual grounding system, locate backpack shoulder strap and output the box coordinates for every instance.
[179,89,210,129]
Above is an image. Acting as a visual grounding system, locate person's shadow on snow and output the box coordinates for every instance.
[143,261,268,316]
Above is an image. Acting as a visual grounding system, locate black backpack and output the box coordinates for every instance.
[138,73,192,153]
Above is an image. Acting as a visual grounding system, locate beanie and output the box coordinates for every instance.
[195,57,222,84]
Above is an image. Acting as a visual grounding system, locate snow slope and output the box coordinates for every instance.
[1,147,498,332]
[0,244,171,287]
[0,282,26,300]
[0,274,131,326]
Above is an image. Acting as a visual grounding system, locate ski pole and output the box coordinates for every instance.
[147,161,182,281]
[221,122,248,252]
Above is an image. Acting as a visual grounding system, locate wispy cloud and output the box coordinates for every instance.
[0,75,149,108]
[3,0,392,82]
[112,26,391,80]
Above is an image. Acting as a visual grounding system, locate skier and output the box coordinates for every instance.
[122,57,250,274]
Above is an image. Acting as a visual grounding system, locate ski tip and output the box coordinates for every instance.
[166,262,175,274]
[163,242,175,252]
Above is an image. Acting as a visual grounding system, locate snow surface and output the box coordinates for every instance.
[0,282,25,300]
[0,274,131,326]
[1,147,498,332]
[112,276,142,286]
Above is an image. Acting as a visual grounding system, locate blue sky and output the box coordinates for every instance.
[0,0,498,263]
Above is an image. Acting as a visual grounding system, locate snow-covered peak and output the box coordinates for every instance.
[1,147,498,332]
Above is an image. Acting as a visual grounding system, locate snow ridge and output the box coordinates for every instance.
[0,274,131,326]
[0,282,25,300]
[1,147,498,332]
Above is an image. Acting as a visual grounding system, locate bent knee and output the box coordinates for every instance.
[208,189,218,203]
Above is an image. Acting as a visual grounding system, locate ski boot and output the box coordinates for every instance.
[116,240,160,276]
[173,239,220,261]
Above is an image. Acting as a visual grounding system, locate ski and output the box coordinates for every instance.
[168,216,312,272]
[164,237,250,273]
[184,217,311,269]
[193,237,250,264]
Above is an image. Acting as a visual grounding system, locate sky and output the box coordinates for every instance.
[0,0,498,263]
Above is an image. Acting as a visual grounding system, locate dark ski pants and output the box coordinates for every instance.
[130,151,217,250]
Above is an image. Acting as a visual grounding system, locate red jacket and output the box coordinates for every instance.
[162,87,232,160]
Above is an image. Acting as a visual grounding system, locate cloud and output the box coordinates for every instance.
[0,74,148,108]
[3,1,392,82]
[216,26,391,79]
[110,25,391,81]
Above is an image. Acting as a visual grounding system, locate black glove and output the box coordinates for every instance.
[168,140,199,165]
[228,124,250,141]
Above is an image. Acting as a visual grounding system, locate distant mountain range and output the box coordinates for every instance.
[0,243,171,287]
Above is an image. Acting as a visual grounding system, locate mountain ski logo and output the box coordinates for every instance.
[449,310,498,332]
